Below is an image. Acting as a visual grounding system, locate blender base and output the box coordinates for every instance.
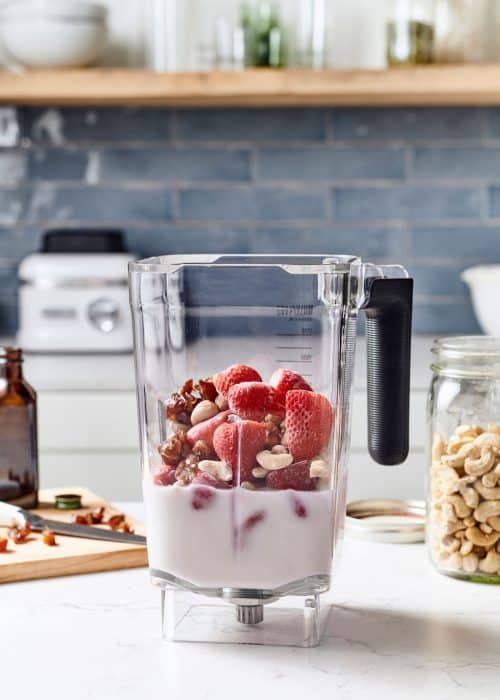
[159,587,331,647]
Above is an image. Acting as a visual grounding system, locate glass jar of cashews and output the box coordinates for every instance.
[428,337,500,583]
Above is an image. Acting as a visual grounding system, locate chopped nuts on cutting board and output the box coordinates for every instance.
[0,487,147,584]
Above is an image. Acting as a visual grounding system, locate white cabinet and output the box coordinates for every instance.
[38,391,140,501]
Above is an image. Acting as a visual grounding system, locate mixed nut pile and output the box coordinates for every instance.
[431,424,500,577]
[154,364,334,492]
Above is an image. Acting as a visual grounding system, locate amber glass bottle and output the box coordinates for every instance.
[0,347,38,507]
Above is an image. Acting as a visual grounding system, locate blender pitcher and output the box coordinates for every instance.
[129,254,413,647]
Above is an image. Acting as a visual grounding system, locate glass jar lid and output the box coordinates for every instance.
[346,499,425,543]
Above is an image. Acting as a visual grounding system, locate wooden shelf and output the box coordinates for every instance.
[2,65,500,106]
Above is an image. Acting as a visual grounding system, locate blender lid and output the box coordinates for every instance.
[346,499,425,544]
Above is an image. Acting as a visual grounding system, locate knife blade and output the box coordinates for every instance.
[28,517,147,545]
[0,500,146,545]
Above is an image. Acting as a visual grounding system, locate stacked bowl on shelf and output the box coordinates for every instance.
[0,0,108,69]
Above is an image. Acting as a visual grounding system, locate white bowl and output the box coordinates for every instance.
[0,0,107,69]
[462,265,500,335]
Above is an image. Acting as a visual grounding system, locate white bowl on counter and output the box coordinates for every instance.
[0,0,108,69]
[462,265,500,335]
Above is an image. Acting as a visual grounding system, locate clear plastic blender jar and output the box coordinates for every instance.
[129,255,413,647]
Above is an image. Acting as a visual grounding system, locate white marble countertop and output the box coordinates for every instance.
[2,503,499,700]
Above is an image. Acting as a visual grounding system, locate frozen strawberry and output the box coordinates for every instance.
[213,420,266,483]
[286,390,334,461]
[234,510,266,549]
[266,460,317,491]
[153,465,177,486]
[186,409,230,447]
[269,368,313,403]
[227,382,284,421]
[212,364,262,398]
[191,486,215,510]
[292,495,308,517]
[191,472,231,490]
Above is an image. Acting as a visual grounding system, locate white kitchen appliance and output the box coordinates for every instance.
[17,230,135,354]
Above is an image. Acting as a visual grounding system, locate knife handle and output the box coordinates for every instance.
[0,501,26,528]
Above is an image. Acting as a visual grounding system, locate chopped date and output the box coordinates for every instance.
[0,537,8,552]
[158,434,185,466]
[108,513,126,531]
[195,378,217,402]
[8,523,31,544]
[42,528,57,546]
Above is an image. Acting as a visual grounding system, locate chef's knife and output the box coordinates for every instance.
[0,501,147,546]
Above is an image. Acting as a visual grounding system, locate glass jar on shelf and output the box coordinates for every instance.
[428,337,500,584]
[434,0,496,64]
[386,0,435,66]
[241,2,287,68]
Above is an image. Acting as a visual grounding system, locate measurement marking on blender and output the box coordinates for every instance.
[274,346,313,351]
[276,359,312,364]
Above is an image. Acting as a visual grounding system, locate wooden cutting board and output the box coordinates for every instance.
[0,487,148,584]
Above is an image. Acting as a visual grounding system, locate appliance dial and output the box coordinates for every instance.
[87,298,120,333]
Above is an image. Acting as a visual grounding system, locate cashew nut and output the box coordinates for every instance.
[198,459,232,482]
[456,425,483,438]
[474,481,500,500]
[474,499,500,523]
[482,464,500,488]
[443,442,479,469]
[462,552,479,573]
[241,481,255,490]
[310,458,329,479]
[271,444,287,455]
[464,448,496,477]
[441,535,460,553]
[458,481,479,509]
[465,526,500,547]
[460,540,473,556]
[474,432,500,451]
[488,516,500,532]
[446,494,471,519]
[442,552,463,571]
[488,424,500,435]
[478,549,500,574]
[445,519,466,535]
[464,516,475,527]
[480,523,494,534]
[447,435,474,454]
[190,400,219,425]
[441,502,456,522]
[432,433,446,461]
[256,450,293,471]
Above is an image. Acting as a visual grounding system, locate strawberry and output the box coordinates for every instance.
[269,368,312,403]
[286,390,334,461]
[190,486,215,510]
[227,382,284,421]
[186,409,230,447]
[212,364,262,398]
[152,464,177,486]
[266,460,317,491]
[213,420,266,483]
[234,510,266,549]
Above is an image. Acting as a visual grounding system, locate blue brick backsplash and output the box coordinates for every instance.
[0,105,499,336]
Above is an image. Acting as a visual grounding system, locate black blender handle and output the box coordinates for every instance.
[361,277,413,466]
